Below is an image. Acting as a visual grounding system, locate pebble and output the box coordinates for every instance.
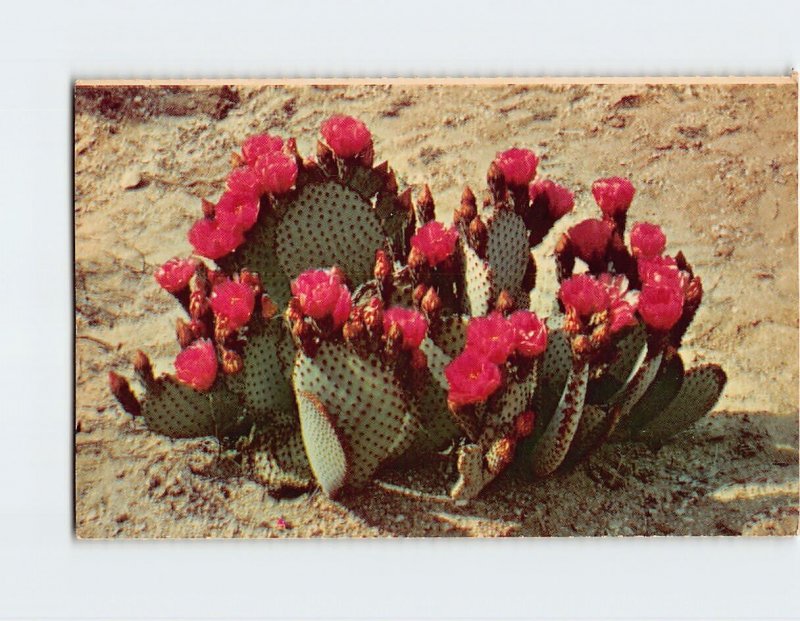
[120,169,143,190]
[394,514,406,523]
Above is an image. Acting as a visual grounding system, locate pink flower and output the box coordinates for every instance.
[445,350,502,406]
[210,279,256,331]
[630,222,666,258]
[638,283,684,331]
[568,218,614,263]
[214,191,260,232]
[598,274,639,334]
[509,311,548,357]
[320,115,372,158]
[291,269,352,328]
[638,255,683,288]
[528,179,574,219]
[559,274,610,318]
[154,257,198,293]
[592,177,636,218]
[410,221,459,267]
[241,133,284,166]
[466,312,518,364]
[254,151,298,195]
[188,218,245,260]
[494,148,539,186]
[383,307,429,350]
[174,339,218,391]
[226,166,263,199]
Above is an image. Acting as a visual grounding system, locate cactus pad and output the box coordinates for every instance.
[485,208,530,303]
[141,376,216,438]
[619,351,685,439]
[276,181,387,284]
[533,326,573,437]
[296,391,349,496]
[245,425,314,492]
[431,314,469,359]
[460,240,494,316]
[635,364,727,445]
[587,323,647,405]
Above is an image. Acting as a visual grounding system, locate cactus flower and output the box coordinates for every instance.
[494,148,539,186]
[567,218,614,264]
[174,339,218,391]
[226,165,263,199]
[592,176,635,218]
[559,274,610,318]
[630,222,666,258]
[214,191,260,232]
[188,218,246,260]
[528,179,575,219]
[320,115,372,158]
[291,269,352,328]
[210,279,256,331]
[598,274,639,334]
[509,310,548,357]
[466,312,518,364]
[154,257,198,293]
[410,221,459,267]
[383,307,429,350]
[445,350,502,406]
[241,133,284,166]
[638,255,683,288]
[254,150,298,195]
[638,283,684,331]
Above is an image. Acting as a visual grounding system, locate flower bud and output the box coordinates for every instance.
[220,347,244,375]
[373,249,392,283]
[108,371,142,418]
[261,294,278,320]
[315,140,337,175]
[468,216,488,257]
[189,290,209,320]
[342,317,367,344]
[421,287,442,317]
[214,314,233,343]
[363,297,384,333]
[133,350,155,387]
[416,184,435,224]
[239,270,263,297]
[407,246,427,271]
[486,435,516,475]
[176,319,195,348]
[201,198,216,219]
[487,160,507,203]
[286,297,303,324]
[384,322,404,357]
[514,411,536,438]
[494,290,515,314]
[412,284,428,308]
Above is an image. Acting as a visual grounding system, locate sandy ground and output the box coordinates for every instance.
[74,82,799,538]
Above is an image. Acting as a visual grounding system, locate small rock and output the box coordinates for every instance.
[115,513,129,524]
[120,169,143,190]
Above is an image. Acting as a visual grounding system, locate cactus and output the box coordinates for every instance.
[109,118,726,504]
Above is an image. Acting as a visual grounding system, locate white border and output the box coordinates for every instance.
[2,0,799,619]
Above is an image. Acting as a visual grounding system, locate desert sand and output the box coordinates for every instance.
[75,81,798,537]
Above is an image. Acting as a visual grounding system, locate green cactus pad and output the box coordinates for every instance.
[532,326,573,439]
[450,443,495,500]
[342,163,386,200]
[296,391,349,496]
[460,240,494,316]
[142,376,216,438]
[531,360,589,478]
[431,314,468,359]
[216,209,292,308]
[276,181,387,285]
[607,352,664,437]
[293,341,420,493]
[634,364,727,445]
[586,323,647,405]
[224,318,296,428]
[245,425,314,492]
[563,404,612,465]
[485,208,530,303]
[486,365,538,445]
[375,191,412,258]
[619,351,685,439]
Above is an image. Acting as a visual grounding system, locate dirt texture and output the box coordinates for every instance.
[74,82,799,538]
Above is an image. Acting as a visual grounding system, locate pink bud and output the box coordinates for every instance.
[188,218,245,260]
[210,279,256,331]
[638,283,684,332]
[383,306,429,350]
[630,222,666,259]
[445,350,502,406]
[494,148,539,186]
[214,191,260,233]
[559,274,610,318]
[254,150,298,195]
[410,221,459,267]
[241,133,284,166]
[509,310,548,358]
[174,339,218,391]
[154,257,198,293]
[528,179,575,219]
[592,177,635,218]
[320,115,372,159]
[466,312,518,364]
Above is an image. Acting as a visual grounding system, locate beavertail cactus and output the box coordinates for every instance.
[110,117,725,502]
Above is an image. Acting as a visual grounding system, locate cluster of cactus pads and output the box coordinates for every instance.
[108,115,726,500]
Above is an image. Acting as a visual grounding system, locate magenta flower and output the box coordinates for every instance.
[174,339,218,391]
[210,279,256,331]
[630,222,666,259]
[214,191,260,233]
[445,350,502,406]
[320,115,372,158]
[383,306,429,350]
[410,221,459,267]
[226,166,263,199]
[568,218,614,264]
[592,176,636,218]
[291,269,352,328]
[559,274,610,318]
[528,179,575,219]
[638,283,684,331]
[466,312,518,364]
[241,133,284,166]
[494,148,539,186]
[598,273,639,334]
[509,310,548,357]
[154,257,198,293]
[188,218,245,260]
[254,150,298,195]
[638,255,683,288]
